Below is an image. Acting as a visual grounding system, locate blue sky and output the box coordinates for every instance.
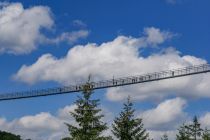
[0,0,210,139]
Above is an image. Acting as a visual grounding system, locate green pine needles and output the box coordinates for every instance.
[176,116,209,140]
[63,82,112,140]
[176,124,191,140]
[202,128,210,140]
[185,116,203,140]
[112,96,149,140]
[61,79,210,140]
[0,131,22,140]
[161,134,169,140]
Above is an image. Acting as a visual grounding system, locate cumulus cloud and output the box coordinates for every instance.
[106,62,210,101]
[149,130,177,140]
[0,105,76,140]
[144,101,210,140]
[144,27,174,45]
[0,103,177,140]
[0,98,208,140]
[0,2,53,54]
[200,113,210,128]
[17,113,62,131]
[14,27,174,84]
[0,113,61,140]
[72,20,87,28]
[140,98,187,130]
[45,30,90,45]
[0,2,89,55]
[13,26,210,102]
[58,104,77,120]
[0,104,115,140]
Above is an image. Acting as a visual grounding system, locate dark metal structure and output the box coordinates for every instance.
[0,64,210,101]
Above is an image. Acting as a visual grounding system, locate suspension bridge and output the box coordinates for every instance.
[0,64,210,101]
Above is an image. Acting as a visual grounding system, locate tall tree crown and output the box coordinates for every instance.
[176,124,190,140]
[112,96,149,140]
[202,128,210,140]
[185,116,203,140]
[161,134,168,140]
[63,81,111,140]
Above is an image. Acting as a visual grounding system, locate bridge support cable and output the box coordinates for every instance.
[0,64,210,101]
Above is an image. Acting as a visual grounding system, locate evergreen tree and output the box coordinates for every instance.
[176,124,190,140]
[161,134,168,140]
[185,116,203,140]
[112,96,149,140]
[202,128,210,140]
[0,130,22,140]
[63,80,112,140]
[61,138,71,140]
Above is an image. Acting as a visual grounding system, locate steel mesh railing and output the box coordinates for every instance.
[0,64,210,101]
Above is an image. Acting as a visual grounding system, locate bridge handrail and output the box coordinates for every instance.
[0,63,209,101]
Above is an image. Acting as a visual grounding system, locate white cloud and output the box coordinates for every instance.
[13,27,210,102]
[0,105,75,140]
[0,98,208,140]
[106,64,210,101]
[0,113,65,140]
[138,98,186,140]
[14,27,174,84]
[18,112,62,130]
[140,98,187,130]
[149,130,177,140]
[72,20,87,28]
[0,104,114,140]
[0,2,53,54]
[45,30,90,45]
[143,103,210,140]
[58,104,77,120]
[144,27,174,45]
[0,2,90,55]
[200,113,210,128]
[0,103,178,140]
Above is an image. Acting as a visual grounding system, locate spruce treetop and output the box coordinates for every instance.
[161,134,168,140]
[63,79,112,140]
[112,96,149,140]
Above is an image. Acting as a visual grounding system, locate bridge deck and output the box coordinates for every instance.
[0,64,210,101]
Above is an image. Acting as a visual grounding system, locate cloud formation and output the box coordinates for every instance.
[0,98,206,140]
[0,2,53,54]
[72,20,87,28]
[141,98,187,130]
[14,27,173,84]
[0,104,114,140]
[45,30,90,45]
[0,104,76,140]
[0,2,89,55]
[200,113,210,128]
[13,26,210,102]
[143,27,174,45]
[149,130,177,140]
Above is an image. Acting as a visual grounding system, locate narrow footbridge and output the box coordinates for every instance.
[0,64,210,101]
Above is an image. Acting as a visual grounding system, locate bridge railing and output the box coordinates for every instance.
[0,64,210,101]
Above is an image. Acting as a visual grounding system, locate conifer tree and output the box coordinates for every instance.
[202,128,210,140]
[176,124,190,140]
[161,134,168,140]
[62,80,112,140]
[185,116,203,140]
[0,131,22,140]
[112,96,149,140]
